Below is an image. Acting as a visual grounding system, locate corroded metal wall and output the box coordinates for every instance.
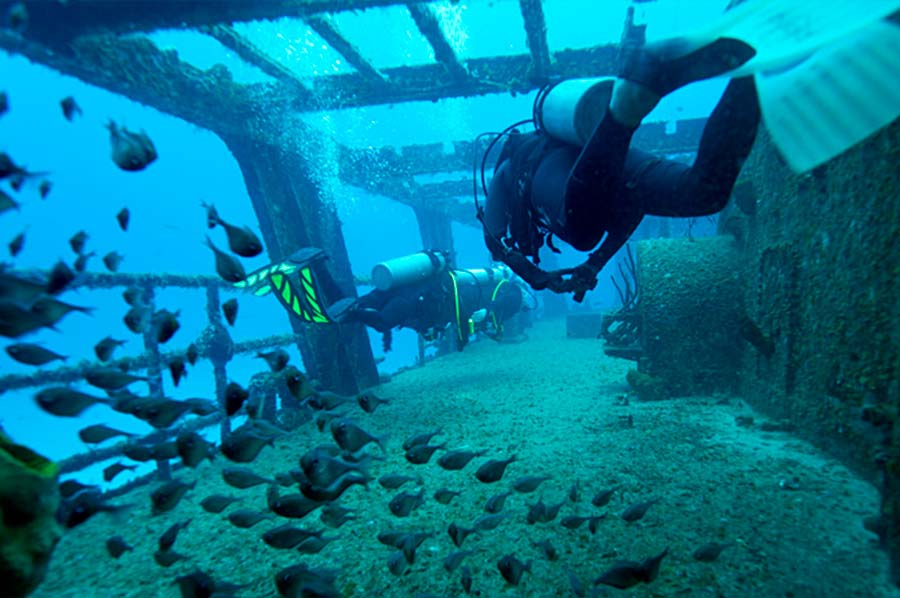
[636,236,744,395]
[223,134,379,395]
[737,123,900,583]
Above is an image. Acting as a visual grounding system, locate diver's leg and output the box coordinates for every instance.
[631,77,761,217]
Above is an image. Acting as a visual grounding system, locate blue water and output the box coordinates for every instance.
[0,1,728,487]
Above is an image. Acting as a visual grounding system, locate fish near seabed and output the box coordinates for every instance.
[106,120,157,171]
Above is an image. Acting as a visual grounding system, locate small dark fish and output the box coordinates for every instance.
[176,430,215,468]
[692,541,733,562]
[274,564,340,598]
[78,424,134,444]
[376,530,433,551]
[116,207,130,231]
[461,566,473,594]
[0,302,48,338]
[39,180,52,199]
[256,348,288,372]
[8,231,24,257]
[225,381,249,416]
[284,366,316,401]
[263,524,323,549]
[9,173,24,191]
[526,497,565,524]
[443,550,474,573]
[222,298,238,326]
[296,535,339,555]
[5,343,67,366]
[497,554,531,586]
[102,251,123,272]
[402,428,442,451]
[206,236,246,283]
[593,547,669,589]
[569,480,580,502]
[205,203,263,258]
[135,398,194,429]
[35,387,107,417]
[475,455,516,483]
[149,441,178,461]
[320,503,355,528]
[378,473,422,490]
[7,2,28,32]
[200,494,241,514]
[122,286,142,306]
[560,515,589,530]
[105,535,133,559]
[405,441,445,465]
[0,189,19,214]
[153,308,180,344]
[169,357,186,386]
[591,485,621,508]
[124,305,150,333]
[437,448,488,471]
[307,390,356,411]
[389,488,425,517]
[621,497,661,523]
[433,488,461,505]
[107,120,157,172]
[267,484,322,519]
[588,514,606,534]
[103,461,136,482]
[448,522,477,548]
[0,91,6,116]
[183,397,216,416]
[93,336,126,362]
[300,471,368,502]
[60,96,82,121]
[387,551,408,576]
[159,519,191,551]
[85,367,146,391]
[227,508,272,529]
[485,490,513,513]
[357,391,389,414]
[331,418,387,453]
[59,489,130,528]
[150,478,196,515]
[473,513,508,531]
[122,443,153,462]
[300,448,367,488]
[222,466,274,489]
[185,342,199,365]
[512,475,551,493]
[69,230,88,255]
[0,269,44,304]
[46,260,75,295]
[153,548,188,567]
[59,479,95,498]
[73,251,96,273]
[31,296,92,327]
[175,571,248,598]
[532,538,558,561]
[220,429,273,463]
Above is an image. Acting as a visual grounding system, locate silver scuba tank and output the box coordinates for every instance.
[371,251,447,291]
[535,77,615,146]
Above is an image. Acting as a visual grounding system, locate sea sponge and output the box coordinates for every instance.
[0,432,63,597]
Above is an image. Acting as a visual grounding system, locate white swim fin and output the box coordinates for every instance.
[755,19,900,172]
[645,0,900,172]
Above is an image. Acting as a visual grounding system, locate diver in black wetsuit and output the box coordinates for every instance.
[482,36,761,301]
[336,254,528,351]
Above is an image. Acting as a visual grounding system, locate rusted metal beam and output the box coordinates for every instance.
[201,24,308,92]
[277,44,619,111]
[0,30,261,139]
[519,0,552,84]
[407,3,468,82]
[1,0,433,41]
[305,14,388,86]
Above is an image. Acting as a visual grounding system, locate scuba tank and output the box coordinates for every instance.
[371,251,448,291]
[456,264,512,286]
[534,77,615,146]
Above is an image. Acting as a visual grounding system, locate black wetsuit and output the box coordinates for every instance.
[484,76,760,289]
[351,270,524,348]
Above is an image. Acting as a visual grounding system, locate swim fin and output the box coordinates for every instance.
[644,0,900,172]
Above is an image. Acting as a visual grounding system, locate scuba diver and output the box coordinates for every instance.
[479,34,761,302]
[234,248,533,352]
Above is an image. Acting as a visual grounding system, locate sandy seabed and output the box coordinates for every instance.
[34,319,897,598]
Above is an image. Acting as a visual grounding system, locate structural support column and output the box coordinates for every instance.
[223,134,379,395]
[413,205,455,265]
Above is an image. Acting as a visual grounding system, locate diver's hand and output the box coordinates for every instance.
[546,263,599,301]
